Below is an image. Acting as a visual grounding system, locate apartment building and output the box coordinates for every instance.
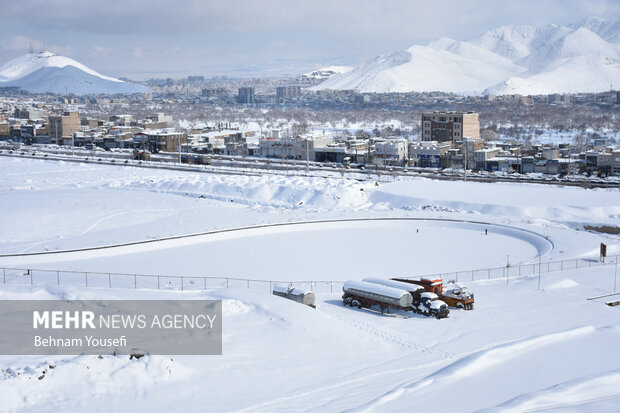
[49,111,80,145]
[238,87,255,104]
[276,86,301,100]
[421,111,479,144]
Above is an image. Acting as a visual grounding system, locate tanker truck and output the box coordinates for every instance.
[343,279,449,318]
[363,278,450,319]
[342,280,412,314]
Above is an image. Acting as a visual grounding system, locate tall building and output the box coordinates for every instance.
[49,111,80,145]
[276,86,301,100]
[187,75,204,82]
[238,87,255,104]
[421,111,479,144]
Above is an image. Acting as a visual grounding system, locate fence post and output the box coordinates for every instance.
[519,265,521,278]
[488,268,490,279]
[108,273,112,288]
[226,278,229,288]
[157,276,160,290]
[30,271,33,285]
[181,277,184,291]
[247,279,250,288]
[538,255,542,291]
[85,272,88,287]
[57,271,60,285]
[614,256,618,292]
[471,270,474,281]
[561,261,563,271]
[134,275,137,289]
[3,268,5,284]
[204,277,207,290]
[330,282,333,293]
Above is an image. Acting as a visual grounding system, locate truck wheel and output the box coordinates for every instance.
[352,300,361,309]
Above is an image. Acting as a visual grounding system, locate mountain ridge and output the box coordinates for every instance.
[313,17,620,95]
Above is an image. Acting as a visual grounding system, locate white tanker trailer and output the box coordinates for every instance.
[342,280,413,313]
[363,277,425,299]
[344,279,450,318]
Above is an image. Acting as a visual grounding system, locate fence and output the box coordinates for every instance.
[410,254,619,287]
[0,267,344,294]
[0,253,617,294]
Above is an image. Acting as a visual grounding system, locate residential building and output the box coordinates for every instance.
[421,111,479,144]
[409,141,451,168]
[49,111,80,145]
[461,137,484,167]
[238,87,255,104]
[374,139,409,166]
[612,149,620,175]
[134,129,187,153]
[276,86,301,100]
[474,148,501,170]
[14,107,45,120]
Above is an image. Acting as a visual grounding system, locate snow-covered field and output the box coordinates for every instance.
[0,157,619,412]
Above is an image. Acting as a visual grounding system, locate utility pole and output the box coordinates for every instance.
[464,138,468,182]
[614,256,618,292]
[305,137,309,175]
[538,254,542,291]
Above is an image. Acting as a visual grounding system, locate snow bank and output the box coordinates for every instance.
[547,279,580,289]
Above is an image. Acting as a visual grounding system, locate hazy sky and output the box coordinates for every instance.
[1,0,619,79]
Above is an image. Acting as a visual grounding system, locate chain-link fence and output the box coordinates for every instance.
[411,254,618,286]
[0,267,345,294]
[0,253,617,294]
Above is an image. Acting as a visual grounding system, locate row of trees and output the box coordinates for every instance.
[83,98,619,141]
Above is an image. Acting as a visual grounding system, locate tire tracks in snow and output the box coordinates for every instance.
[319,305,459,359]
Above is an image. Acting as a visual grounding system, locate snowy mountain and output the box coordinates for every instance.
[301,65,353,81]
[0,51,149,95]
[313,17,620,95]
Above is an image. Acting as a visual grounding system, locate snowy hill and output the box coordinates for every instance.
[301,65,353,81]
[0,51,149,95]
[313,17,620,95]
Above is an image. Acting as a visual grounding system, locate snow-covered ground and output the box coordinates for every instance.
[0,157,619,412]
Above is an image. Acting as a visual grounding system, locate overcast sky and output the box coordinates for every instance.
[1,0,619,79]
